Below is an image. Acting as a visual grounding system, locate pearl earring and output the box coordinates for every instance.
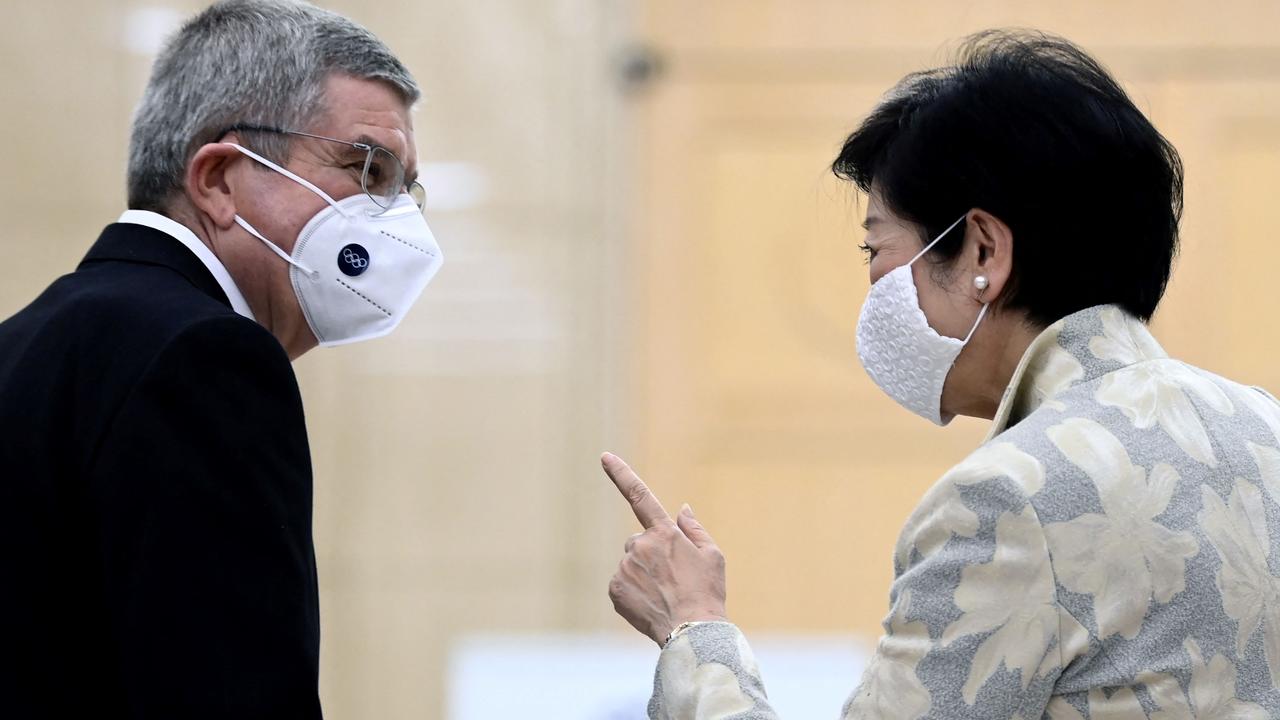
[974,276,989,291]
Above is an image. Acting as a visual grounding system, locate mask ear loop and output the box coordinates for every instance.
[224,142,350,279]
[233,215,320,279]
[906,211,988,343]
[225,143,349,216]
[962,302,989,343]
[907,212,969,266]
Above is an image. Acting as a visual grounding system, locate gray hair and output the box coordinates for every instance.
[127,0,420,212]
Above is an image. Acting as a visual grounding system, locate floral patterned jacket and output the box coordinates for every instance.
[647,305,1280,719]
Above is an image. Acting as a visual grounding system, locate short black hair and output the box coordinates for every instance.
[833,30,1183,324]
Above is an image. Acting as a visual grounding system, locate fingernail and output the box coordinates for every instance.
[680,503,694,517]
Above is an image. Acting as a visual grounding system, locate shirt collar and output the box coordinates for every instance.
[985,304,1168,440]
[116,210,255,321]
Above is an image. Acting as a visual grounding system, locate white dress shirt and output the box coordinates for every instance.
[117,210,256,321]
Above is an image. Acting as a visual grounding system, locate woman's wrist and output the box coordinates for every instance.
[659,612,731,648]
[663,621,707,648]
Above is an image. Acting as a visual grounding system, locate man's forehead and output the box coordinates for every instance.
[315,75,415,161]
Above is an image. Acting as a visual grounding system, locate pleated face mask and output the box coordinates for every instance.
[227,142,444,347]
[855,213,987,426]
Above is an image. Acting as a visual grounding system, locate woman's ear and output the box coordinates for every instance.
[964,208,1014,305]
[185,142,244,230]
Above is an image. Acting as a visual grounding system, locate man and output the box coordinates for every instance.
[0,1,440,717]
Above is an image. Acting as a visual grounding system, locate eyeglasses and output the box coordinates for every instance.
[219,123,426,213]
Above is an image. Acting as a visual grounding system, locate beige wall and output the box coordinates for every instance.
[7,1,1280,718]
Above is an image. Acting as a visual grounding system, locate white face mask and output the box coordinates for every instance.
[226,142,444,347]
[855,213,988,426]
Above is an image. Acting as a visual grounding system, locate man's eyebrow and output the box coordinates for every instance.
[861,216,882,230]
[353,134,411,163]
[332,134,413,177]
[327,134,396,156]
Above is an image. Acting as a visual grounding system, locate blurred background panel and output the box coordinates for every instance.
[4,1,1280,718]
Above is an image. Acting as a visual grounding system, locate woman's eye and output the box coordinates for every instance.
[858,243,876,264]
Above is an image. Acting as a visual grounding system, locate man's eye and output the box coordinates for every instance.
[858,243,876,264]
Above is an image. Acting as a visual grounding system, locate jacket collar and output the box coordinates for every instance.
[986,304,1168,440]
[79,222,234,311]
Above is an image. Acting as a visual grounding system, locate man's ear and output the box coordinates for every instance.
[964,208,1014,304]
[185,142,244,230]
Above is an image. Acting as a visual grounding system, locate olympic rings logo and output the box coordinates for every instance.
[338,243,371,277]
[342,248,369,268]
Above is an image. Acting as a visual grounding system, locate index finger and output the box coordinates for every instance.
[601,452,673,529]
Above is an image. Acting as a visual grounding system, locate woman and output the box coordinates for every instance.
[603,31,1280,719]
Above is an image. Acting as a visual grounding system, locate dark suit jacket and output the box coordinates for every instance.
[0,222,322,719]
